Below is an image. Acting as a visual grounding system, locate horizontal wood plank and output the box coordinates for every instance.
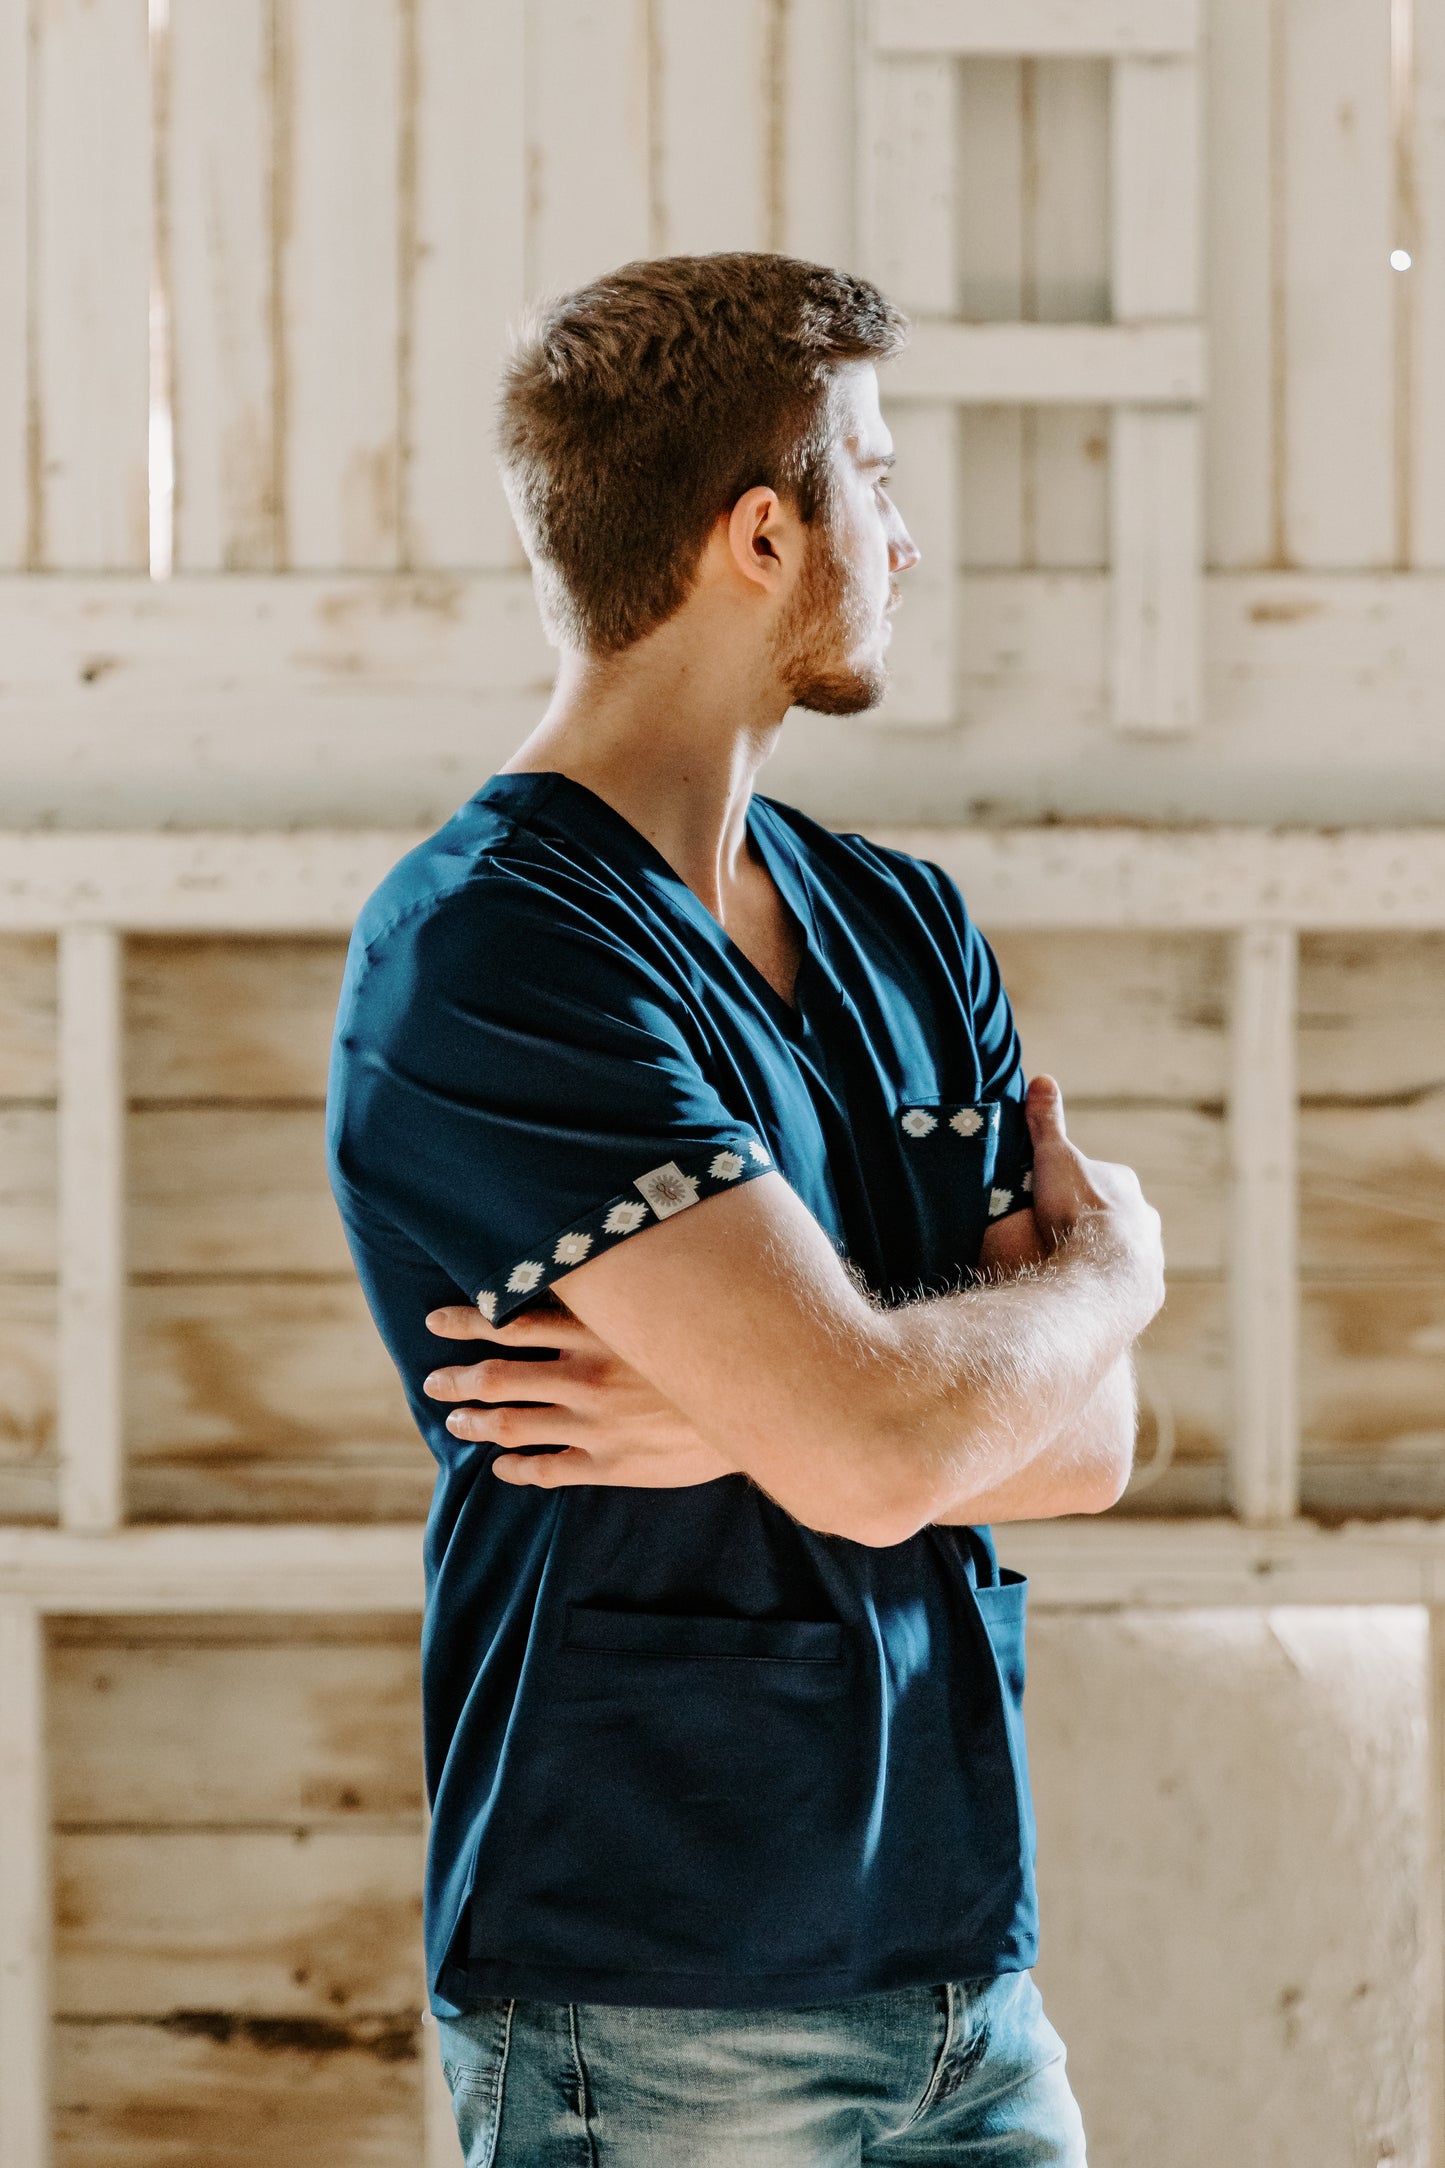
[50,1637,421,1825]
[885,321,1204,403]
[53,2016,421,2168]
[54,1827,422,2017]
[873,0,1199,56]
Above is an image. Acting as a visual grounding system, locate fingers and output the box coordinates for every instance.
[443,1400,582,1444]
[423,1356,590,1407]
[491,1446,596,1489]
[425,1302,602,1347]
[1024,1072,1068,1147]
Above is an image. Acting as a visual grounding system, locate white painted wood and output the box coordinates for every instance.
[4,1517,1445,1610]
[409,0,526,572]
[32,0,150,570]
[885,321,1204,402]
[0,1598,52,2168]
[877,402,958,722]
[954,59,1027,569]
[874,0,1199,58]
[782,0,857,263]
[0,0,28,570]
[859,49,957,721]
[1282,0,1395,568]
[1228,925,1299,1524]
[1110,54,1202,732]
[10,824,1445,936]
[656,0,770,254]
[1028,59,1111,572]
[283,0,402,570]
[1113,57,1200,323]
[56,927,125,1534]
[528,0,653,294]
[1109,407,1202,731]
[166,0,275,571]
[1202,0,1277,568]
[1416,0,1445,568]
[859,54,956,308]
[0,1524,425,1611]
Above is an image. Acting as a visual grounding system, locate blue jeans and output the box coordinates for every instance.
[435,1969,1087,2165]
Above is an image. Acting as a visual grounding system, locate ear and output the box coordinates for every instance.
[724,484,793,596]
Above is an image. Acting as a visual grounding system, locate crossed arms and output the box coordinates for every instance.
[423,1074,1164,1549]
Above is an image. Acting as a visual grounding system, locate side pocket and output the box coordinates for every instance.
[972,1567,1028,1703]
[436,1999,513,2168]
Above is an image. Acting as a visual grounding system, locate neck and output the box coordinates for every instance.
[500,614,790,914]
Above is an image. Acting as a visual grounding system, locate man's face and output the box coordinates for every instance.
[770,363,919,716]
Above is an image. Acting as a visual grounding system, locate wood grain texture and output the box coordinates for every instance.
[167,0,276,572]
[52,2017,421,2168]
[0,1598,52,2168]
[49,1632,421,1824]
[0,938,57,1097]
[1202,0,1275,567]
[0,0,28,571]
[527,0,652,294]
[1282,0,1395,567]
[32,0,150,571]
[281,0,403,570]
[54,1827,422,2018]
[408,0,526,572]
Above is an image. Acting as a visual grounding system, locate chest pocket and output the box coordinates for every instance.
[884,1096,1033,1300]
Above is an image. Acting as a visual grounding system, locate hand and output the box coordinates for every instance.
[1024,1074,1165,1327]
[421,1295,737,1491]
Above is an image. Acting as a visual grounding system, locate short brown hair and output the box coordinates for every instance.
[497,252,908,654]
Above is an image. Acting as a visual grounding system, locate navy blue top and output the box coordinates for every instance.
[326,769,1040,2015]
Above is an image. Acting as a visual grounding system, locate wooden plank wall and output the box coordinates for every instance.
[2,0,1444,2159]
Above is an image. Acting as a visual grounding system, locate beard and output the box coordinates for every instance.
[769,513,891,716]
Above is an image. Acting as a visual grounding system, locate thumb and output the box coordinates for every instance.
[1024,1072,1067,1146]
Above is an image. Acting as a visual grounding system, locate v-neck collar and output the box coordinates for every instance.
[476,768,824,1028]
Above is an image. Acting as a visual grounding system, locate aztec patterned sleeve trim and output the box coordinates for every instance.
[472,1134,776,1326]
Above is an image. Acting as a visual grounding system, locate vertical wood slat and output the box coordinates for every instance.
[1282,0,1394,568]
[57,927,126,1535]
[527,0,653,297]
[0,0,28,569]
[408,0,527,573]
[1426,1609,1445,2168]
[0,1598,52,2168]
[782,0,858,264]
[32,0,150,570]
[282,0,403,570]
[656,0,771,254]
[1415,0,1445,568]
[955,58,1027,569]
[167,0,276,572]
[1202,0,1276,569]
[1228,924,1299,1524]
[1027,59,1111,571]
[1109,52,1202,732]
[859,51,957,723]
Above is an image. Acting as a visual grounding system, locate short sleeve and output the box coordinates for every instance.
[327,874,777,1325]
[920,858,1035,1221]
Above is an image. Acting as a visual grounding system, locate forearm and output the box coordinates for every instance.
[931,1347,1137,1525]
[866,1214,1151,1531]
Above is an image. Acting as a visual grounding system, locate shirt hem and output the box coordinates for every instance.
[430,1933,1039,2015]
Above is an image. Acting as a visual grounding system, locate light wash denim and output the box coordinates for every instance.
[435,1968,1087,2166]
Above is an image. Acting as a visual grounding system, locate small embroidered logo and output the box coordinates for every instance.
[634,1162,701,1219]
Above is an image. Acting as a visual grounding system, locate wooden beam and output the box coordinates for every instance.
[0,1525,425,1612]
[874,0,1199,58]
[1109,53,1202,734]
[885,321,1205,405]
[0,1519,1442,1611]
[8,827,1445,936]
[1227,926,1300,1524]
[1426,1611,1445,2168]
[0,1598,52,2168]
[56,926,125,1533]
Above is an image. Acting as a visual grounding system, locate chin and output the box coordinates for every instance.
[791,652,889,717]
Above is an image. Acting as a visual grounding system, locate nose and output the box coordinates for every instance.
[890,521,921,575]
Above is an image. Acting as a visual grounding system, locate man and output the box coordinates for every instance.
[327,253,1163,2165]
